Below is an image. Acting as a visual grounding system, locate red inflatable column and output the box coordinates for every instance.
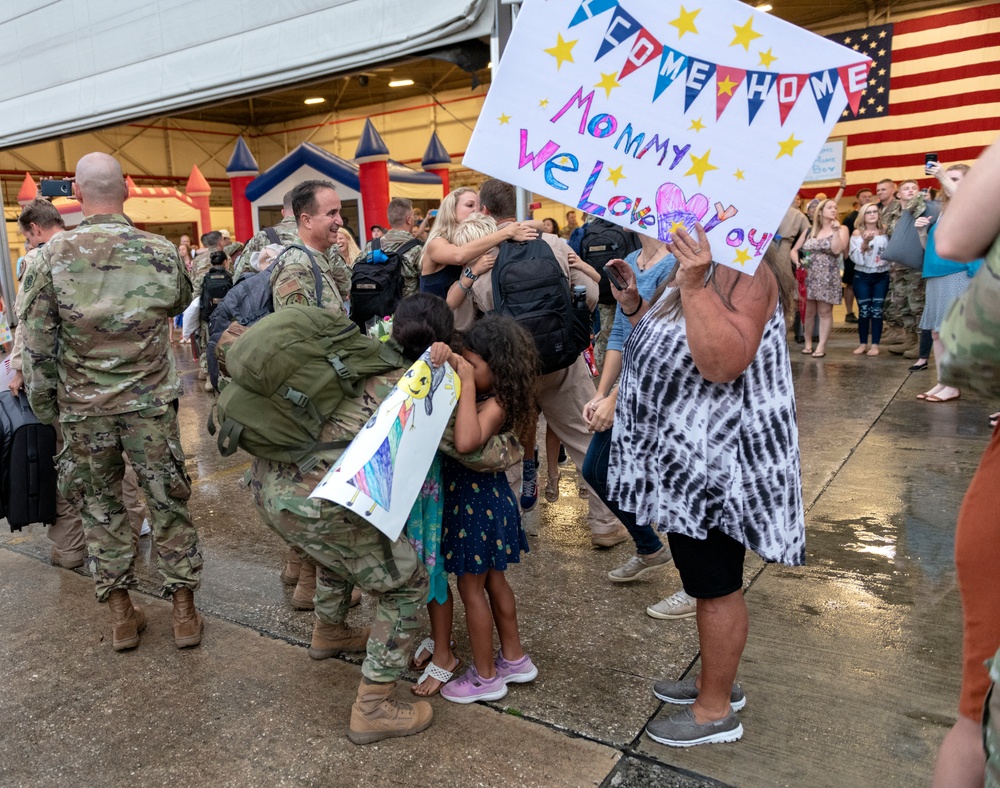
[226,136,259,243]
[186,165,212,236]
[355,119,391,243]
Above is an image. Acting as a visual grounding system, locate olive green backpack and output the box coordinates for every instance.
[209,304,407,470]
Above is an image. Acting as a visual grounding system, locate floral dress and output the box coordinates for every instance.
[803,235,843,305]
[404,455,447,604]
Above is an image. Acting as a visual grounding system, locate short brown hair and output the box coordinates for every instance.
[479,179,516,220]
[18,198,65,233]
[291,180,337,224]
[387,197,413,228]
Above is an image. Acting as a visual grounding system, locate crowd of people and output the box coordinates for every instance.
[7,141,998,773]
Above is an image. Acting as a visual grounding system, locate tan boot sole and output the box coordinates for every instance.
[347,715,433,745]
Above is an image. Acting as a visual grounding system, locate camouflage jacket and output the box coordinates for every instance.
[252,367,523,522]
[18,213,192,422]
[233,217,299,280]
[270,243,350,314]
[880,199,903,238]
[358,229,423,298]
[9,246,41,371]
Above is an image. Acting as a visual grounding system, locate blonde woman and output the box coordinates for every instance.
[336,227,362,268]
[792,199,849,357]
[848,203,890,355]
[420,188,537,298]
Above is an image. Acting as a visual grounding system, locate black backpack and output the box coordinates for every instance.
[350,237,422,329]
[200,266,234,320]
[0,391,57,530]
[491,238,590,375]
[580,219,641,305]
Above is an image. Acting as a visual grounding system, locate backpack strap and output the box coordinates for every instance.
[270,244,325,309]
[389,238,422,259]
[263,226,280,245]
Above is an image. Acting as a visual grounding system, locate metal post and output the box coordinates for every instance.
[0,184,17,328]
[492,0,531,220]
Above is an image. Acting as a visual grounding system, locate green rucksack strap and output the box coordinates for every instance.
[380,533,400,581]
[217,418,245,457]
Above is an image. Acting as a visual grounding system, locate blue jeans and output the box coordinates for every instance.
[581,428,663,555]
[853,270,890,345]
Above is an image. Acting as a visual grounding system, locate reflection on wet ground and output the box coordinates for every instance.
[0,332,989,787]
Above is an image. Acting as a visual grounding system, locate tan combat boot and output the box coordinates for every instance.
[347,679,433,745]
[107,588,147,651]
[291,561,316,610]
[280,548,302,586]
[172,587,204,648]
[887,335,918,355]
[308,619,371,660]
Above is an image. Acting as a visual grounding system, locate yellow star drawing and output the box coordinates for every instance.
[544,33,577,70]
[758,48,777,68]
[776,133,802,159]
[734,169,746,181]
[685,149,719,186]
[730,17,762,51]
[688,117,706,132]
[606,165,626,187]
[669,6,700,38]
[668,219,686,237]
[594,72,622,99]
[717,74,738,96]
[538,98,549,108]
[733,248,753,266]
[498,113,511,125]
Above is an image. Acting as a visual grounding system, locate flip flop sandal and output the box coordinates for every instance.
[409,637,436,670]
[411,659,461,697]
[925,393,961,402]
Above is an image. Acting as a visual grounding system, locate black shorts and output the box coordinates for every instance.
[842,257,856,286]
[666,529,746,599]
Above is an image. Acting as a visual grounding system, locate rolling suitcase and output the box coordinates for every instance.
[0,390,58,530]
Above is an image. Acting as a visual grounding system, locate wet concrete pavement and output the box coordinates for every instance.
[0,323,987,787]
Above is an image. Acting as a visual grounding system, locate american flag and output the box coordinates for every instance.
[827,23,893,121]
[804,1,1000,196]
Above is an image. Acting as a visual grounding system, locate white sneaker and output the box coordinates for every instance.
[646,591,697,620]
[204,379,214,392]
[139,518,151,537]
[608,547,672,583]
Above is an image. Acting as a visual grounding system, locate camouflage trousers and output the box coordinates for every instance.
[592,304,617,375]
[59,405,201,602]
[250,457,428,683]
[884,264,926,332]
[198,323,209,376]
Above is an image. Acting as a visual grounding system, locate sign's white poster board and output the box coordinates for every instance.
[804,138,846,184]
[464,0,871,274]
[310,351,459,541]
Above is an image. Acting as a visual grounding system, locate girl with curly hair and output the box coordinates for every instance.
[433,315,540,704]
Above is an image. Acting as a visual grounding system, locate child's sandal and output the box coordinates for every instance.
[411,659,461,698]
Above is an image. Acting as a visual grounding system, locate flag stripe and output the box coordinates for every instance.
[845,117,1000,147]
[890,88,999,116]
[891,33,1000,64]
[892,2,1000,35]
[891,45,998,78]
[849,146,988,174]
[892,61,1000,90]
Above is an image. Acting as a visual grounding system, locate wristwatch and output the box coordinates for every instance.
[462,267,479,282]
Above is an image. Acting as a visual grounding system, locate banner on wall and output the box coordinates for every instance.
[464,0,871,274]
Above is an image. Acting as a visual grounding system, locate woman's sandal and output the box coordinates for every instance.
[411,658,461,697]
[801,347,814,354]
[990,412,999,428]
[409,638,436,670]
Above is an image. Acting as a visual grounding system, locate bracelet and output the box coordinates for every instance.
[458,281,472,293]
[622,297,644,317]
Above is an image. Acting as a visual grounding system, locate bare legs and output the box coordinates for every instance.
[932,714,985,787]
[921,331,961,401]
[815,302,834,356]
[455,569,525,680]
[411,593,458,697]
[691,590,749,723]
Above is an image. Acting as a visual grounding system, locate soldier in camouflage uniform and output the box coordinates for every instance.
[269,180,353,312]
[231,191,300,281]
[356,197,424,297]
[19,153,204,652]
[250,293,520,744]
[882,182,927,353]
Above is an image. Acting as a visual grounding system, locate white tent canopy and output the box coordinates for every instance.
[0,0,492,149]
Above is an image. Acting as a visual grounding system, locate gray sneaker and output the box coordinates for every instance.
[608,547,672,583]
[653,674,746,711]
[646,707,743,747]
[646,591,697,620]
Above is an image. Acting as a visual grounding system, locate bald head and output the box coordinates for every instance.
[74,153,127,212]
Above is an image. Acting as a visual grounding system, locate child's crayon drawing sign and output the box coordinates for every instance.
[464,0,871,274]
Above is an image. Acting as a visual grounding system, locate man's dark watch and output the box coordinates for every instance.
[462,267,479,281]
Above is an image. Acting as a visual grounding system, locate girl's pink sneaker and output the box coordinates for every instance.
[440,665,508,704]
[494,651,538,684]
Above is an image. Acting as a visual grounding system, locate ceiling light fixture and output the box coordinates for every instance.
[388,79,415,88]
[304,97,326,105]
[756,3,772,11]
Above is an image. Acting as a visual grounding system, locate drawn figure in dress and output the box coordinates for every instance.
[346,353,452,515]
